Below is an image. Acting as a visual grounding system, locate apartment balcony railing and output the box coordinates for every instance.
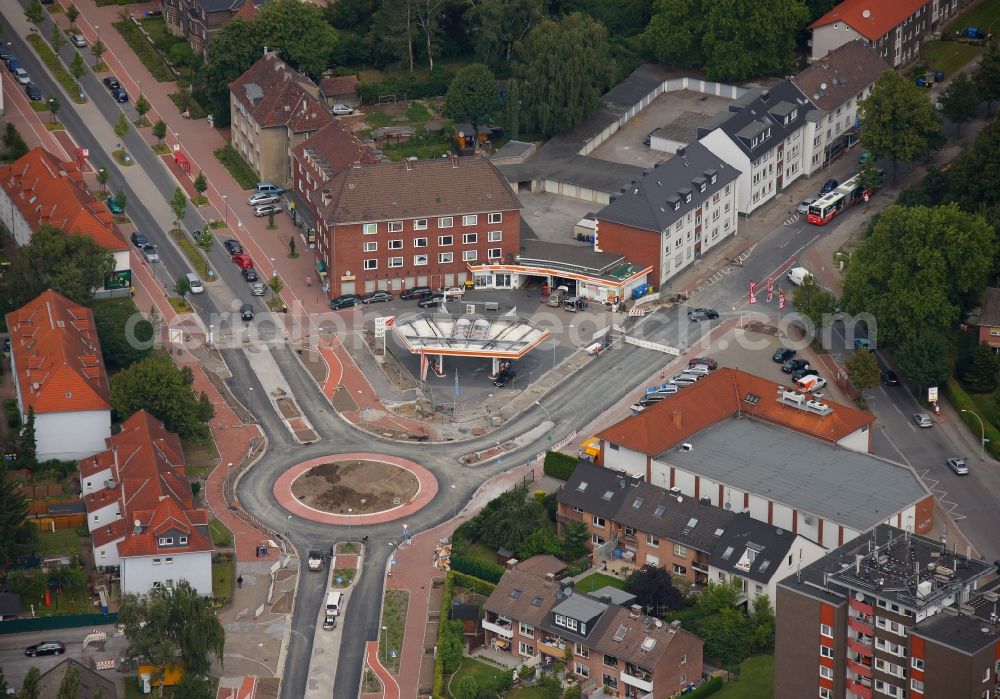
[847,678,872,699]
[849,596,874,616]
[847,638,873,657]
[482,617,514,639]
[847,658,872,678]
[849,616,874,635]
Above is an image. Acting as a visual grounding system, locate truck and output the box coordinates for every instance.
[547,285,569,307]
[307,550,324,571]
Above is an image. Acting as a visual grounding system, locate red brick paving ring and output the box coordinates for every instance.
[272,453,438,524]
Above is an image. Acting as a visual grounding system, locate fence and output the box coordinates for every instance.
[0,612,118,635]
[30,514,87,531]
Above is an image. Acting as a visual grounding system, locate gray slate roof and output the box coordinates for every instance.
[194,0,243,12]
[697,81,811,159]
[708,512,798,584]
[595,141,739,234]
[519,240,625,276]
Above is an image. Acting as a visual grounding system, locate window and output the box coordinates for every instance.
[439,252,453,264]
[518,642,534,657]
[488,213,502,224]
[755,584,763,596]
[463,215,478,226]
[519,622,534,637]
[389,257,403,268]
[100,550,107,558]
[820,624,832,638]
[414,254,428,266]
[158,537,173,546]
[911,658,925,671]
[819,666,833,680]
[153,558,162,565]
[603,655,618,668]
[673,564,686,576]
[363,241,377,252]
[592,534,606,545]
[364,259,378,270]
[165,557,174,564]
[488,230,503,242]
[179,536,188,545]
[388,240,403,250]
[572,506,583,513]
[463,233,478,244]
[602,676,618,690]
[646,534,659,547]
[911,679,925,692]
[985,668,992,682]
[574,663,589,678]
[592,516,606,528]
[438,217,453,228]
[414,219,428,230]
[364,223,377,235]
[820,646,834,659]
[488,248,502,259]
[680,654,686,665]
[820,689,833,699]
[388,221,403,233]
[413,237,427,248]
[575,643,589,658]
[438,235,453,246]
[673,544,687,558]
[623,526,635,537]
[462,250,478,262]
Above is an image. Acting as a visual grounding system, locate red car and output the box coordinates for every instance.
[231,253,253,270]
[688,357,718,370]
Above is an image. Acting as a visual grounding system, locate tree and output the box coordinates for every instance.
[414,0,449,69]
[939,70,979,136]
[859,71,941,183]
[135,94,152,121]
[502,77,521,141]
[0,667,8,697]
[465,0,543,67]
[67,4,80,28]
[55,663,80,699]
[90,39,107,66]
[644,0,703,69]
[96,167,109,194]
[515,527,562,559]
[119,581,224,695]
[445,64,499,132]
[94,301,154,369]
[19,667,41,699]
[894,331,952,390]
[2,124,28,161]
[288,236,296,257]
[474,489,550,550]
[368,0,415,70]
[17,407,37,471]
[856,157,884,194]
[0,225,115,310]
[268,273,284,297]
[561,520,589,561]
[267,210,276,228]
[48,97,60,124]
[113,189,127,213]
[845,350,880,390]
[974,40,1000,115]
[70,52,86,82]
[25,0,44,27]
[152,119,168,145]
[50,23,67,54]
[513,14,614,138]
[197,230,215,251]
[170,187,188,227]
[624,564,684,615]
[452,676,492,699]
[961,342,998,393]
[0,473,34,573]
[173,673,216,699]
[110,357,214,439]
[175,275,191,297]
[792,276,836,329]
[113,112,130,139]
[194,172,208,198]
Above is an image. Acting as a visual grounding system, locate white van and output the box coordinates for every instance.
[325,591,343,616]
[787,267,812,286]
[185,272,204,294]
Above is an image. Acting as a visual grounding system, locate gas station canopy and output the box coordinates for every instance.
[392,313,550,359]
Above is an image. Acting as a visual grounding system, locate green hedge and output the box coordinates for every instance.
[450,571,496,597]
[544,451,578,481]
[431,573,455,698]
[358,69,456,104]
[3,398,20,429]
[450,551,504,584]
[688,676,724,697]
[944,378,1000,459]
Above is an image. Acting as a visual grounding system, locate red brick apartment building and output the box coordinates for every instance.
[313,156,521,297]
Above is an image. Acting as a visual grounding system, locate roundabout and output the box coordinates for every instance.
[272,452,439,524]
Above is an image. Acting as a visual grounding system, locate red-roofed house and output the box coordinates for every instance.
[318,75,359,108]
[80,411,212,595]
[0,148,131,293]
[5,291,111,461]
[809,0,973,67]
[290,119,378,222]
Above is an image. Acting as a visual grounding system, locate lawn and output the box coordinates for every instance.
[171,229,210,279]
[381,131,453,161]
[714,655,775,699]
[212,555,234,603]
[330,568,355,587]
[506,687,553,699]
[944,0,1000,37]
[576,572,626,593]
[214,145,258,190]
[463,541,498,566]
[209,518,234,548]
[113,19,174,82]
[380,589,408,673]
[447,658,506,699]
[181,434,218,480]
[35,529,81,556]
[918,40,984,78]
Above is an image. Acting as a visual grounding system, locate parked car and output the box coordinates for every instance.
[6,58,22,72]
[331,104,354,116]
[247,192,279,206]
[249,281,266,296]
[858,151,877,164]
[362,290,393,304]
[400,286,433,300]
[129,231,148,247]
[141,244,159,263]
[185,272,204,294]
[242,267,259,282]
[25,83,41,100]
[881,369,900,386]
[106,196,124,214]
[946,457,969,475]
[782,358,810,374]
[231,253,254,270]
[255,182,284,195]
[797,197,817,215]
[685,365,711,375]
[418,293,446,308]
[670,374,698,387]
[254,203,281,217]
[639,394,666,406]
[13,67,30,85]
[102,77,121,91]
[25,641,64,657]
[913,413,933,428]
[494,369,516,387]
[223,238,243,255]
[687,307,719,321]
[112,87,129,103]
[308,551,324,570]
[70,34,87,48]
[0,46,9,62]
[820,178,839,195]
[688,357,718,370]
[854,337,871,350]
[329,294,362,310]
[643,130,656,146]
[773,347,795,363]
[240,304,255,321]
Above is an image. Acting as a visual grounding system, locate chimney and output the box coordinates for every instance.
[451,155,459,169]
[506,559,517,570]
[599,595,612,604]
[630,604,641,619]
[672,411,682,429]
[761,89,770,102]
[544,573,556,586]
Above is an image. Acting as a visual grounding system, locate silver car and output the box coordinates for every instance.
[913,413,933,428]
[254,203,282,217]
[247,192,279,206]
[946,457,969,475]
[141,244,159,263]
[70,34,87,48]
[332,103,354,115]
[249,281,266,296]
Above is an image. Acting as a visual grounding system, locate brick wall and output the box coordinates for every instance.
[595,220,662,286]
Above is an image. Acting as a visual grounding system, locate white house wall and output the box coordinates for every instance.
[80,467,113,495]
[811,25,864,62]
[88,500,120,529]
[836,426,871,453]
[92,538,122,567]
[121,551,213,597]
[113,250,131,274]
[34,410,111,461]
[0,190,35,246]
[698,130,752,214]
[603,444,647,478]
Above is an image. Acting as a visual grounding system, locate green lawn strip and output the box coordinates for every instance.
[506,687,552,698]
[171,229,209,278]
[212,556,234,603]
[113,19,174,82]
[214,145,257,190]
[209,519,234,548]
[337,542,359,554]
[944,0,1000,37]
[330,568,356,587]
[181,434,218,480]
[366,112,394,128]
[381,132,453,161]
[446,658,506,699]
[714,655,775,699]
[25,35,86,104]
[35,529,81,556]
[36,589,90,617]
[379,589,408,673]
[918,40,984,78]
[406,101,433,122]
[576,572,626,593]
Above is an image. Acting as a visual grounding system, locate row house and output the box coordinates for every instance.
[0,148,131,292]
[483,555,703,697]
[594,368,935,548]
[594,141,740,286]
[558,460,826,610]
[791,40,890,176]
[163,0,256,57]
[81,411,213,596]
[775,524,997,699]
[5,291,111,461]
[698,81,811,216]
[313,156,521,297]
[973,288,1000,351]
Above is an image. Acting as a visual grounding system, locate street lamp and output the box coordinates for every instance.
[381,625,388,663]
[226,462,233,502]
[450,484,456,518]
[534,401,552,421]
[347,507,352,542]
[960,409,987,460]
[222,194,228,223]
[256,642,263,672]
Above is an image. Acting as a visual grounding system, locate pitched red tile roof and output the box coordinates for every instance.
[79,448,115,480]
[292,120,378,184]
[810,0,927,42]
[92,518,126,549]
[319,75,358,98]
[229,52,333,134]
[117,497,213,557]
[0,148,127,252]
[596,367,875,457]
[5,291,111,415]
[792,40,890,111]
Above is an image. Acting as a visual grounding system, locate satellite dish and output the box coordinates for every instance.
[820,82,828,90]
[856,592,865,601]
[676,496,683,503]
[862,9,871,18]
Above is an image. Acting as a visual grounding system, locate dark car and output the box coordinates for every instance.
[223,238,243,255]
[881,369,900,386]
[820,178,839,195]
[773,347,796,363]
[0,46,9,62]
[687,308,719,321]
[129,231,148,247]
[688,357,718,370]
[240,304,254,321]
[25,83,41,100]
[494,369,516,387]
[782,358,810,374]
[329,294,362,310]
[112,87,128,103]
[242,267,259,282]
[362,290,393,304]
[102,77,120,91]
[25,641,64,657]
[400,286,433,300]
[791,368,815,381]
[417,293,445,308]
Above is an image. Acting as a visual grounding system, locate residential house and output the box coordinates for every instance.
[313,156,521,297]
[594,142,740,286]
[974,288,1000,350]
[319,75,360,108]
[791,40,890,175]
[594,368,935,547]
[37,658,117,699]
[774,524,998,699]
[163,0,258,56]
[80,410,213,596]
[0,592,20,620]
[0,148,131,292]
[229,52,334,188]
[698,81,811,215]
[807,0,972,68]
[482,555,704,696]
[5,290,111,461]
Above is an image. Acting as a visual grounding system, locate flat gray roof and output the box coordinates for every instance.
[665,418,928,531]
[519,240,628,277]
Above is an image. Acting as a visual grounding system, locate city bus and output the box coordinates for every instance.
[806,174,875,225]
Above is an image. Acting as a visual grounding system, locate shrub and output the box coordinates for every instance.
[688,676,724,697]
[543,451,578,480]
[3,398,21,429]
[944,378,1000,459]
[450,551,504,583]
[432,574,456,697]
[450,571,496,597]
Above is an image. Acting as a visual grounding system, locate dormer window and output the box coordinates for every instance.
[179,536,188,545]
[684,192,692,204]
[673,201,681,212]
[158,537,173,546]
[699,183,706,193]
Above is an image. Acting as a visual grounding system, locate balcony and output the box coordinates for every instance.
[482,617,514,639]
[847,658,872,678]
[691,559,709,574]
[849,596,874,617]
[537,635,567,657]
[847,637,872,657]
[558,511,583,524]
[621,666,654,693]
[847,678,872,699]
[849,616,874,635]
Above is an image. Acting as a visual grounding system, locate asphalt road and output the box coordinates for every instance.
[0,624,124,691]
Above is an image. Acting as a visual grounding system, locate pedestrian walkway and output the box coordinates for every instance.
[365,641,400,699]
